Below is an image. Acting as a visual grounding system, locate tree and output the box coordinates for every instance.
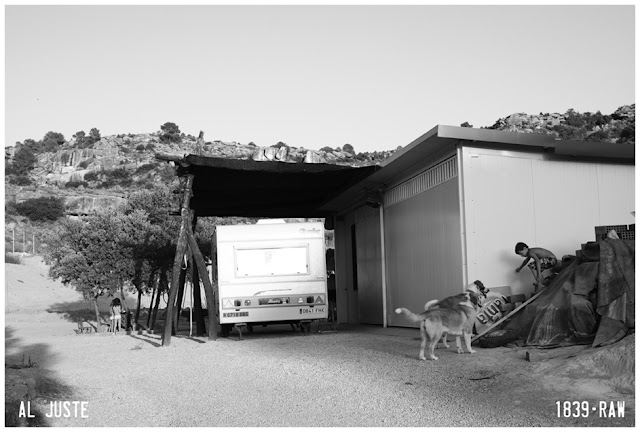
[73,131,86,147]
[160,122,182,143]
[89,128,101,143]
[8,146,37,176]
[41,131,66,152]
[15,196,65,221]
[46,210,159,331]
[342,143,355,154]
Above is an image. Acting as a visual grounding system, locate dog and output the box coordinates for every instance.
[423,280,488,311]
[395,293,479,361]
[423,280,488,349]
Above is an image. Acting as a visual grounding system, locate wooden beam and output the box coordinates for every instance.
[471,289,546,343]
[161,175,194,347]
[191,214,207,337]
[186,224,219,341]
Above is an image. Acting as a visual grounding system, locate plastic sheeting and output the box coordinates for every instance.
[504,238,635,347]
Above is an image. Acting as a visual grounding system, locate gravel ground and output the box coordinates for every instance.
[5,313,635,428]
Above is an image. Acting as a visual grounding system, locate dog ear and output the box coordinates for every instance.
[474,280,489,296]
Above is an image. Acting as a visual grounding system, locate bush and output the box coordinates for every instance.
[9,175,32,186]
[160,122,182,143]
[10,146,37,175]
[15,197,66,221]
[320,146,334,153]
[5,253,22,265]
[84,171,100,182]
[105,167,130,181]
[136,144,146,151]
[65,180,89,189]
[78,159,91,169]
[145,143,156,151]
[135,163,159,175]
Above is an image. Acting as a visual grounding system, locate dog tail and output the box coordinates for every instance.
[423,299,439,311]
[394,307,426,323]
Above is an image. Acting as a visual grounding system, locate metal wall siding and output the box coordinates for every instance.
[384,157,458,208]
[355,215,383,324]
[462,147,635,298]
[384,178,463,327]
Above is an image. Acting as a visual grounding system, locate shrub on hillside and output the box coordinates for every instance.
[5,253,22,265]
[7,146,37,176]
[135,163,159,175]
[160,122,182,143]
[65,180,89,189]
[84,171,100,182]
[78,159,92,169]
[9,175,32,186]
[15,197,66,221]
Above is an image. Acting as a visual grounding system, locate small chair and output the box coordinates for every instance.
[76,320,93,334]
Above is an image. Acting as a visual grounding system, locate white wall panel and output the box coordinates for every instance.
[596,163,636,224]
[462,149,537,296]
[462,147,635,297]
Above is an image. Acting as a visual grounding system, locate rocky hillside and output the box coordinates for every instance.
[486,104,635,143]
[5,104,634,215]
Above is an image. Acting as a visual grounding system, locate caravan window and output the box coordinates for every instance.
[234,246,309,277]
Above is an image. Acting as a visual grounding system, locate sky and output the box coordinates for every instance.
[4,4,636,153]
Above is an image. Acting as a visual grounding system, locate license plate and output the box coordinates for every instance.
[299,308,325,314]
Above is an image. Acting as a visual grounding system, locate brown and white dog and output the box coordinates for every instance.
[423,280,488,350]
[395,293,479,361]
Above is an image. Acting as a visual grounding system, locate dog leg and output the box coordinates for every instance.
[428,333,440,360]
[419,323,427,360]
[440,334,450,349]
[463,332,476,354]
[455,336,464,354]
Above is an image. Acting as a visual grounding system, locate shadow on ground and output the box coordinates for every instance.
[5,327,76,427]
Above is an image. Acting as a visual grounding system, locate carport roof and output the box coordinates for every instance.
[173,155,380,217]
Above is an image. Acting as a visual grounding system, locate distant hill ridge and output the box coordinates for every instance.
[4,104,634,214]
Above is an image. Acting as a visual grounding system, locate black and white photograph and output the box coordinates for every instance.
[3,2,636,428]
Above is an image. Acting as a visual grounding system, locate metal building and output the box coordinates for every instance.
[319,125,635,328]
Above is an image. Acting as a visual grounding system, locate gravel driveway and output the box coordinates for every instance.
[5,314,634,428]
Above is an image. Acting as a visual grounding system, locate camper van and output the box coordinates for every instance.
[216,220,328,335]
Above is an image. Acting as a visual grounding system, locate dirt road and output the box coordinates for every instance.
[4,257,635,427]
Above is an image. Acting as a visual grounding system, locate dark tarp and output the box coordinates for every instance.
[174,155,380,217]
[504,238,635,347]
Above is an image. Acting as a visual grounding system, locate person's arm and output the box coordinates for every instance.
[515,257,530,272]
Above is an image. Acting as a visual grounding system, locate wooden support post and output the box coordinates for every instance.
[186,225,219,341]
[173,258,188,335]
[190,214,206,336]
[162,175,194,347]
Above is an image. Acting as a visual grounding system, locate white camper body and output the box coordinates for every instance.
[216,221,328,328]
